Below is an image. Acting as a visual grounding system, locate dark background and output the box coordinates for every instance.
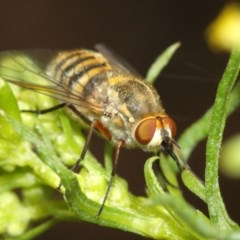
[0,1,239,239]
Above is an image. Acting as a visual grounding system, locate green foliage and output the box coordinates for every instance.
[0,45,240,239]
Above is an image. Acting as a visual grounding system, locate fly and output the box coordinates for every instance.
[0,44,190,216]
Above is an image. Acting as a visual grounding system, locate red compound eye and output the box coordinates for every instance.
[135,117,156,145]
[163,116,177,138]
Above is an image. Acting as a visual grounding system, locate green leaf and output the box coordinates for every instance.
[144,156,165,196]
[146,42,181,83]
[0,79,21,140]
[205,49,240,229]
[181,170,206,202]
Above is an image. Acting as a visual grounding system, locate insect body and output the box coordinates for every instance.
[48,49,176,150]
[0,46,184,216]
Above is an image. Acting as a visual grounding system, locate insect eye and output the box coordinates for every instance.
[135,117,157,145]
[163,116,177,138]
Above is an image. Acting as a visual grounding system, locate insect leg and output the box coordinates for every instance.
[96,140,124,217]
[21,103,67,114]
[71,119,97,173]
[57,119,97,191]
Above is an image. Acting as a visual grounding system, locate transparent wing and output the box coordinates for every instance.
[95,43,142,77]
[0,50,104,113]
[0,50,57,84]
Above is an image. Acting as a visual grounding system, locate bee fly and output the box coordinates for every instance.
[0,44,190,216]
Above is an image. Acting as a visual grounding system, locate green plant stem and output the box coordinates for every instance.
[205,49,240,230]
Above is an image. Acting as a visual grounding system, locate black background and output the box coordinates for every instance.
[0,1,239,239]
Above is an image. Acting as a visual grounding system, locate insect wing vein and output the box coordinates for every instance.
[0,50,105,114]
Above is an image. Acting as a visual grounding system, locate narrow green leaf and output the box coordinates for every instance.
[205,49,240,229]
[146,42,181,83]
[144,156,165,196]
[0,79,21,140]
[181,170,206,202]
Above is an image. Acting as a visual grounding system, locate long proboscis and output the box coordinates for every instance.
[167,139,204,185]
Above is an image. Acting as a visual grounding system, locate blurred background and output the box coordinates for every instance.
[0,0,239,239]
